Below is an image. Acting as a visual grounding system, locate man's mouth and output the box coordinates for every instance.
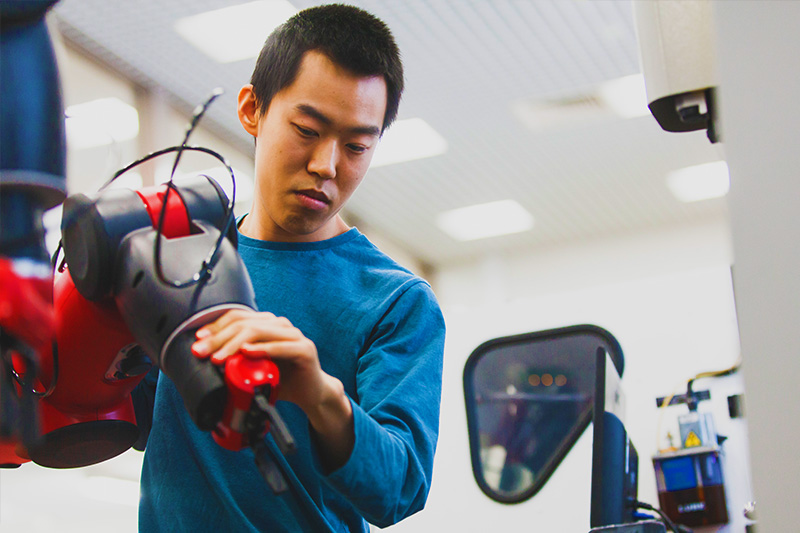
[295,189,331,210]
[298,189,330,204]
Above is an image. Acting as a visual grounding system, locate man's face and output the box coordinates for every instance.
[245,50,387,242]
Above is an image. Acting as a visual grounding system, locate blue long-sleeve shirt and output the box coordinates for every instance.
[136,227,445,532]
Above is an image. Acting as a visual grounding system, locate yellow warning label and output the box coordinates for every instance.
[684,431,702,447]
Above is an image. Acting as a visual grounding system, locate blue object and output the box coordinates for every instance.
[0,0,65,258]
[0,0,66,205]
[661,456,698,492]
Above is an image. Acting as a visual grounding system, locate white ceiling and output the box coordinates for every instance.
[51,0,726,269]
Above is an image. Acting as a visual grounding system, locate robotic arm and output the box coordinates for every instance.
[14,169,296,491]
[45,172,295,491]
[0,0,293,489]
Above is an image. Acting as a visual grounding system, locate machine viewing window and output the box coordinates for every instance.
[463,325,624,504]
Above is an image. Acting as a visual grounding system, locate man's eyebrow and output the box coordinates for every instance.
[295,104,381,136]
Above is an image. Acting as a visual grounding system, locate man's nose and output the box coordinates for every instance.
[307,139,338,180]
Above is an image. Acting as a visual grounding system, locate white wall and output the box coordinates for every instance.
[384,217,753,532]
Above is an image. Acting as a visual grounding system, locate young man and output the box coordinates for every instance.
[136,5,445,532]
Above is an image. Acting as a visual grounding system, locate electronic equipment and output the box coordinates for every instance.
[463,325,622,505]
[633,0,718,143]
[464,326,665,531]
[653,446,728,528]
[653,387,729,528]
[590,347,639,528]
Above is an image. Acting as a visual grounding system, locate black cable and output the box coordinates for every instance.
[97,144,236,289]
[1,331,51,399]
[40,241,69,398]
[151,88,233,289]
[633,500,693,533]
[0,336,40,446]
[94,88,236,290]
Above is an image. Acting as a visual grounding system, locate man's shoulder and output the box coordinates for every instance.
[347,232,429,288]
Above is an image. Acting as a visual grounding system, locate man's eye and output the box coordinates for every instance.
[347,144,368,154]
[294,124,316,137]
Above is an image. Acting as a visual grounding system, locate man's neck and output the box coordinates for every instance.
[238,212,350,243]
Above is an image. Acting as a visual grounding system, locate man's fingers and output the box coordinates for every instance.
[193,312,268,356]
[208,328,260,364]
[210,350,232,365]
[239,341,296,358]
[195,309,275,339]
[239,342,270,357]
[192,342,213,359]
[241,339,313,360]
[209,322,297,364]
[192,311,299,365]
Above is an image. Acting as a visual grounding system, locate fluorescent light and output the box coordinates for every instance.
[597,74,650,119]
[667,161,730,202]
[174,1,297,63]
[436,200,534,241]
[65,97,139,149]
[371,118,447,168]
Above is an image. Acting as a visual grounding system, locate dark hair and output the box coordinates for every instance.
[249,3,403,134]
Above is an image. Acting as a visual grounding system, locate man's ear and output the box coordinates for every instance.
[237,84,260,137]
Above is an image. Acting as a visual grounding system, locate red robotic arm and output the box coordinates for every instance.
[19,176,295,491]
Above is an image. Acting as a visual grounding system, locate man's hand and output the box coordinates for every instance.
[191,309,322,411]
[191,309,354,471]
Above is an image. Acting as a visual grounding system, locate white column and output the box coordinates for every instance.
[134,86,173,187]
[713,2,800,529]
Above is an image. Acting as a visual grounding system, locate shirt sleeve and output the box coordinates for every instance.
[319,280,446,528]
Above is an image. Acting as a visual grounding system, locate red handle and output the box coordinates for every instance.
[213,353,279,450]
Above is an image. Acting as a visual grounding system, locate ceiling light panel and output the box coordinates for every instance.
[371,118,448,168]
[436,200,534,241]
[65,97,139,150]
[174,1,297,63]
[667,161,730,203]
[597,74,650,119]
